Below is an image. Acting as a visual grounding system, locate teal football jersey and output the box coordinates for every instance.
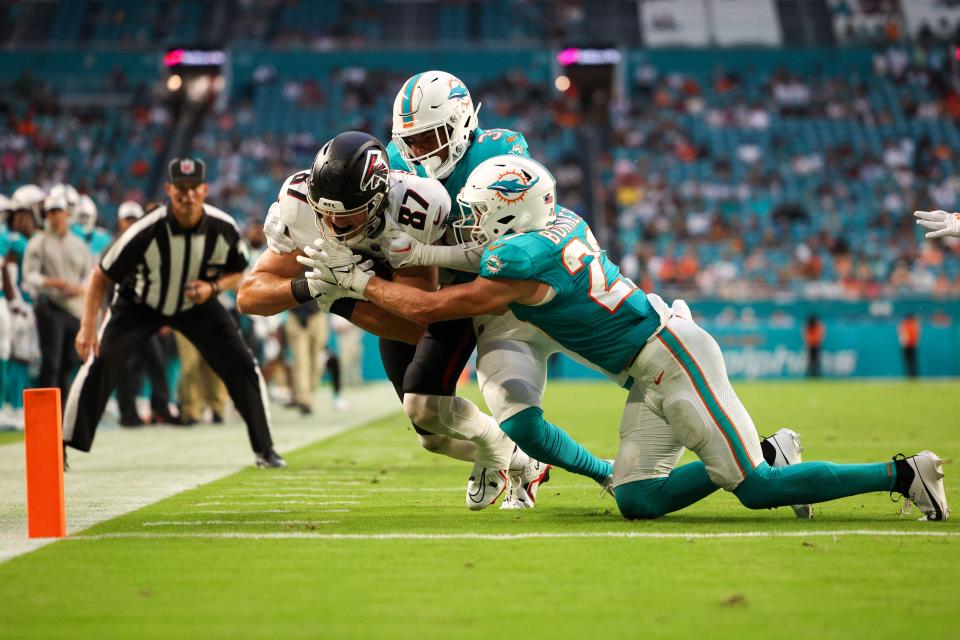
[71,224,112,258]
[387,127,530,214]
[478,208,660,373]
[6,232,32,302]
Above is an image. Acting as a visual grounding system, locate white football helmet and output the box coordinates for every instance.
[392,70,479,180]
[117,200,145,221]
[49,183,79,219]
[454,155,557,248]
[11,184,46,222]
[76,194,98,232]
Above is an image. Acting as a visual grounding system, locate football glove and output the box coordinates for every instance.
[384,227,426,269]
[264,201,297,254]
[297,240,372,297]
[914,210,960,239]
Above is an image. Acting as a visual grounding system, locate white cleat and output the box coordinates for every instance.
[764,428,813,519]
[466,464,509,511]
[502,460,552,510]
[900,451,949,521]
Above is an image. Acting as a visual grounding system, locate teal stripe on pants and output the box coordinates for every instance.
[658,328,753,474]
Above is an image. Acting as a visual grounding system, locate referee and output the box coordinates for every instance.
[63,157,285,468]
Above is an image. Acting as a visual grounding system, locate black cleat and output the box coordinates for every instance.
[255,448,287,469]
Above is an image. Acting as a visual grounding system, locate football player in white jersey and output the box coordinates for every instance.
[237,131,549,510]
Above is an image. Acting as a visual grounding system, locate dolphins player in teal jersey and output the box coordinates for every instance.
[301,155,949,521]
[71,194,112,258]
[381,71,615,496]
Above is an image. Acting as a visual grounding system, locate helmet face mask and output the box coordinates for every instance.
[307,190,387,247]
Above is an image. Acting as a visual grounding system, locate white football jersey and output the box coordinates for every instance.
[275,169,449,264]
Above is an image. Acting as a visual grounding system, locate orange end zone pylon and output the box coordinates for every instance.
[24,388,66,538]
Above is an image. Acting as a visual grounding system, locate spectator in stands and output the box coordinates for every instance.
[23,194,93,409]
[803,314,826,378]
[898,313,921,378]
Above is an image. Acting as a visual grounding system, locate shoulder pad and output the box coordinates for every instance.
[276,170,318,250]
[479,237,537,280]
[387,172,449,245]
[386,142,412,172]
[474,129,529,158]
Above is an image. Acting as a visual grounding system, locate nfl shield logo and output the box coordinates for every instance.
[180,159,195,175]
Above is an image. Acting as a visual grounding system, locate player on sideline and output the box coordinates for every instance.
[237,131,548,510]
[381,70,617,497]
[300,155,949,521]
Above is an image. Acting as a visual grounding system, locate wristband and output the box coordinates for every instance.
[291,278,312,304]
[329,298,356,319]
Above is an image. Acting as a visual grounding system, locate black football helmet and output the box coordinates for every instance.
[306,131,391,245]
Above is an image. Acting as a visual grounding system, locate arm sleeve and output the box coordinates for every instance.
[479,242,537,280]
[418,243,483,272]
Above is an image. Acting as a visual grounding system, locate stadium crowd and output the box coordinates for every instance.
[608,39,960,299]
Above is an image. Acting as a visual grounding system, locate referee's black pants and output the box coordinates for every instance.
[116,334,172,422]
[63,297,274,454]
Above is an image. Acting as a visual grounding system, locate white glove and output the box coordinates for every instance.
[914,210,960,239]
[296,240,373,297]
[384,227,426,269]
[264,202,297,254]
[306,278,349,312]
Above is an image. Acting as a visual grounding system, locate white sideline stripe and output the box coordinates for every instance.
[160,510,351,515]
[191,500,361,506]
[68,530,960,542]
[207,491,369,500]
[142,520,339,527]
[0,382,402,564]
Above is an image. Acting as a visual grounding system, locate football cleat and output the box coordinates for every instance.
[764,428,812,519]
[501,460,552,510]
[255,448,287,469]
[898,451,949,521]
[597,459,616,499]
[466,464,508,511]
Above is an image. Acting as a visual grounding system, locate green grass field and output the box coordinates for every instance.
[1,381,958,639]
[0,430,23,446]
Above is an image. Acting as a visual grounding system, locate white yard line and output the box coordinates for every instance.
[0,382,400,564]
[141,520,339,527]
[65,530,960,542]
[190,500,361,506]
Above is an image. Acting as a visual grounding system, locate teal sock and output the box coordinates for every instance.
[615,461,719,519]
[734,460,896,509]
[499,407,612,484]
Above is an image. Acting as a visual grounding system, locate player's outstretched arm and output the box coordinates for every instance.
[914,210,960,238]
[237,248,310,316]
[363,275,540,326]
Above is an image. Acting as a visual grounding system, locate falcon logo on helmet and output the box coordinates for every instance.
[359,149,388,193]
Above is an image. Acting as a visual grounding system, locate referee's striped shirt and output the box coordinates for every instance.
[99,203,249,316]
